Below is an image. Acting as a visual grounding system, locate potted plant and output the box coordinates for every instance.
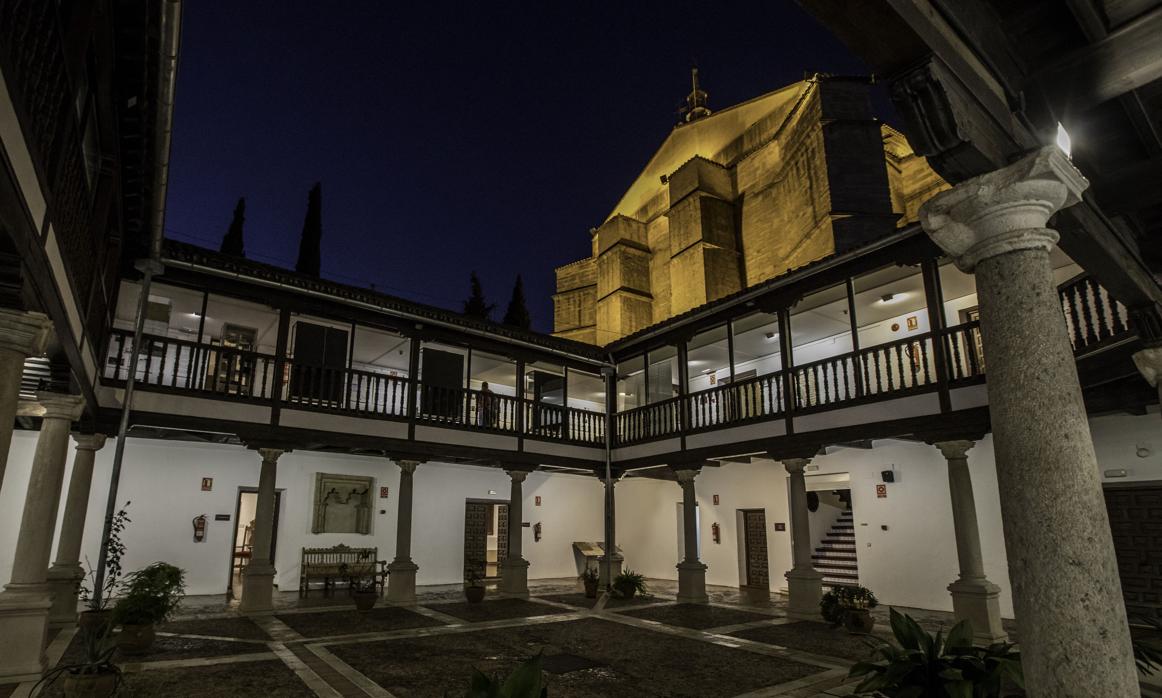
[850,609,1024,696]
[464,565,486,603]
[462,653,547,698]
[580,566,600,598]
[113,562,185,655]
[820,585,879,634]
[612,570,647,599]
[77,504,131,638]
[35,616,121,698]
[339,562,379,612]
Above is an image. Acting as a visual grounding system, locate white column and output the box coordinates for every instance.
[387,459,421,603]
[674,467,708,604]
[498,469,530,596]
[46,434,107,627]
[920,146,1137,694]
[239,448,284,613]
[782,457,823,619]
[0,393,84,681]
[0,310,52,492]
[599,477,623,586]
[935,440,1006,644]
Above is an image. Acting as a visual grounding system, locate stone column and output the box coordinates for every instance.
[674,468,708,604]
[239,448,284,613]
[0,393,84,681]
[783,457,823,619]
[599,477,623,586]
[0,310,52,492]
[935,440,1006,644]
[46,434,108,627]
[498,469,530,596]
[387,459,421,603]
[920,146,1137,694]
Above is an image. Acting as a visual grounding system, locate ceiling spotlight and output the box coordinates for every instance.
[878,293,906,305]
[764,332,778,342]
[1055,122,1072,158]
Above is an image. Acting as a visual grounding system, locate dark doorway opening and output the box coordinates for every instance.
[227,488,282,600]
[740,508,769,590]
[464,499,509,581]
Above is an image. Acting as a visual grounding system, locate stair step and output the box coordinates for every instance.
[821,572,860,581]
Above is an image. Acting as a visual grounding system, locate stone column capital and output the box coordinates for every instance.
[1132,347,1162,387]
[781,458,811,475]
[936,440,975,461]
[0,309,52,357]
[256,447,286,463]
[919,146,1089,272]
[673,468,699,485]
[36,393,85,421]
[72,433,107,451]
[506,469,528,483]
[395,459,421,475]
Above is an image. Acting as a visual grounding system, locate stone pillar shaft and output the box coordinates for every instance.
[680,477,698,563]
[674,468,708,604]
[921,146,1136,694]
[498,469,530,596]
[599,479,623,586]
[47,434,107,626]
[239,448,284,613]
[782,457,823,619]
[0,311,52,491]
[387,460,420,604]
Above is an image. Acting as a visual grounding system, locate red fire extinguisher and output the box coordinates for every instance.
[192,514,207,542]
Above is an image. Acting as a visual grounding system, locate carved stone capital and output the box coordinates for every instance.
[936,440,975,461]
[920,147,1089,272]
[781,458,811,475]
[72,433,107,452]
[673,468,699,484]
[1133,347,1162,387]
[506,469,528,484]
[0,309,52,357]
[395,459,421,476]
[36,393,85,421]
[257,447,286,464]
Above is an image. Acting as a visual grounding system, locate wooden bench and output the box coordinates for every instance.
[299,544,385,596]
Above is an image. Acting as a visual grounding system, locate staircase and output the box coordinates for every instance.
[811,508,860,588]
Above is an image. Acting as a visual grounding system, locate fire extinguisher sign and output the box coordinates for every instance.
[875,484,887,498]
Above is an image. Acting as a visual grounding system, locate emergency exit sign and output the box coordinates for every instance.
[875,484,887,498]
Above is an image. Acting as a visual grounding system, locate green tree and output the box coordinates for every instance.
[502,275,531,330]
[219,197,246,257]
[463,272,495,321]
[295,183,322,276]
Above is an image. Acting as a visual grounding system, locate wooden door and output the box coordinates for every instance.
[742,509,769,588]
[1105,485,1162,621]
[496,504,509,564]
[290,322,348,403]
[464,501,488,581]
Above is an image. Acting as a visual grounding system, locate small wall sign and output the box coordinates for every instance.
[906,315,919,331]
[875,484,888,498]
[774,522,786,531]
[214,514,230,522]
[379,486,390,499]
[712,494,720,505]
[201,477,213,491]
[535,495,542,506]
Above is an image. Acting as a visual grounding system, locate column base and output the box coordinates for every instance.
[238,565,276,614]
[0,585,52,681]
[785,568,823,620]
[498,558,530,597]
[598,554,624,587]
[386,560,418,604]
[948,577,1007,644]
[676,561,708,604]
[46,564,83,628]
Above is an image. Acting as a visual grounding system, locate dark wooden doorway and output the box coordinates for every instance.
[1104,484,1162,621]
[289,322,349,403]
[741,508,769,589]
[464,500,509,582]
[422,349,465,420]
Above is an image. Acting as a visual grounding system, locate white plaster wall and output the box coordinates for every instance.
[1092,407,1162,484]
[0,432,604,596]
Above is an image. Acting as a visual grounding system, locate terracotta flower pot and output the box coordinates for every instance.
[465,585,485,603]
[844,608,876,635]
[117,622,155,655]
[62,670,118,698]
[583,580,599,599]
[352,590,378,612]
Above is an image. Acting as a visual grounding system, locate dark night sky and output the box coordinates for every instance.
[164,2,879,333]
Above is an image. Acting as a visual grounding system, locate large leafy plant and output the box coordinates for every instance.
[1133,614,1162,676]
[461,654,547,698]
[821,585,878,626]
[113,562,186,625]
[849,608,1023,697]
[34,614,122,692]
[612,570,647,598]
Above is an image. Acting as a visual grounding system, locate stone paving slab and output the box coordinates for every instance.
[275,605,443,639]
[423,597,575,623]
[614,603,778,630]
[38,657,314,697]
[330,617,825,698]
[55,632,266,667]
[728,622,882,662]
[536,592,662,610]
[159,616,272,641]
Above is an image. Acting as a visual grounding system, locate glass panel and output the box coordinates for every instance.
[731,312,781,377]
[790,283,852,365]
[469,350,516,429]
[686,325,729,393]
[200,294,280,398]
[113,280,204,337]
[939,262,978,326]
[851,264,929,348]
[646,346,679,403]
[616,355,645,411]
[567,369,604,411]
[349,327,410,415]
[525,360,565,437]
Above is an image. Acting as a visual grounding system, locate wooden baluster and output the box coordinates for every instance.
[1078,283,1098,346]
[1065,285,1083,349]
[1109,293,1125,334]
[949,328,964,380]
[920,338,931,384]
[1090,279,1108,341]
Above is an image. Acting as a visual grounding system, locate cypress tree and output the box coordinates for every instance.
[219,197,246,257]
[502,274,532,330]
[295,182,322,276]
[463,272,495,321]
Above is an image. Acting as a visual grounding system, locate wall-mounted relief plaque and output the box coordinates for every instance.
[312,473,373,534]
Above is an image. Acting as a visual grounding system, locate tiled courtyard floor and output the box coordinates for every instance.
[4,578,997,697]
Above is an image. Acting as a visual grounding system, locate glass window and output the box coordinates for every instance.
[470,350,516,396]
[113,280,204,338]
[616,355,645,411]
[647,346,679,403]
[790,283,852,365]
[567,369,604,411]
[731,312,781,377]
[686,326,730,393]
[851,264,929,348]
[938,262,977,326]
[349,327,410,415]
[525,360,565,404]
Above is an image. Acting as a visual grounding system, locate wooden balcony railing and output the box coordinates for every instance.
[1060,274,1132,353]
[103,329,277,400]
[283,360,409,417]
[615,396,683,445]
[686,372,785,431]
[945,321,985,383]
